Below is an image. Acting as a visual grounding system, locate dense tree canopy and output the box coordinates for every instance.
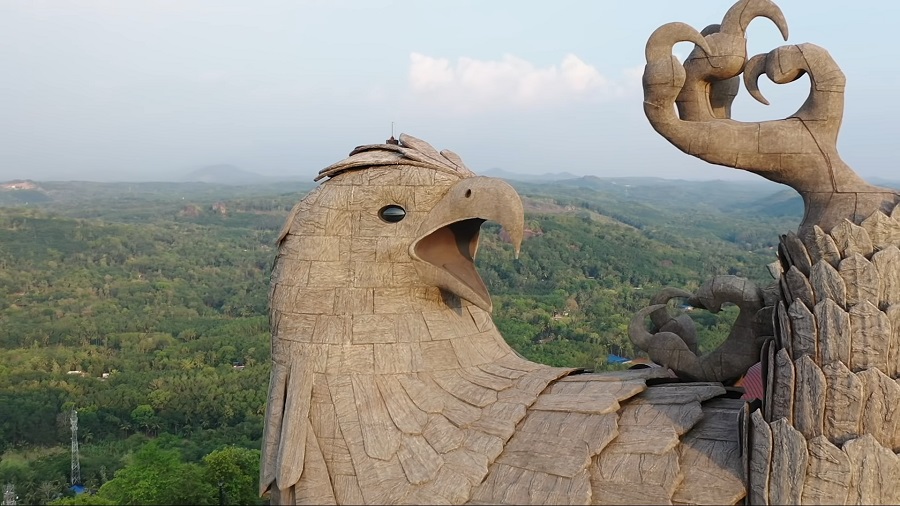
[0,178,798,503]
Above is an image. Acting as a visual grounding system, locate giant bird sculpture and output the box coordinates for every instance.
[262,0,900,503]
[260,133,748,504]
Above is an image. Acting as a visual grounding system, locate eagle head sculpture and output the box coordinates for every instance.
[260,134,748,505]
[271,133,525,316]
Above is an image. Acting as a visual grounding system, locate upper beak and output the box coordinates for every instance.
[409,177,524,313]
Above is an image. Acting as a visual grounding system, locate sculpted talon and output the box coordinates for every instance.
[742,53,770,105]
[718,0,788,39]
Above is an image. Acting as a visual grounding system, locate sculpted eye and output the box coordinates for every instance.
[378,205,406,223]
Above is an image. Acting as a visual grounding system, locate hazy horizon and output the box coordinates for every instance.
[3,1,899,183]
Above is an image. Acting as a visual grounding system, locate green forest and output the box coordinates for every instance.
[0,176,801,504]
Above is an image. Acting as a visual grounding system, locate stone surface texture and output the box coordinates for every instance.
[640,0,900,503]
[261,134,746,504]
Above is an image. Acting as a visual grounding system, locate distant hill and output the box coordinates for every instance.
[482,168,580,182]
[735,189,804,217]
[183,164,266,185]
[868,177,900,190]
[0,179,50,205]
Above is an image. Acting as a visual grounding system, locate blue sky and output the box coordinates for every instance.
[2,0,899,183]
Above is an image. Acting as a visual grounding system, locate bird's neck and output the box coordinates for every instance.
[272,287,516,376]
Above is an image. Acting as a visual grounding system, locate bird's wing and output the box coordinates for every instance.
[470,369,746,505]
[265,343,577,503]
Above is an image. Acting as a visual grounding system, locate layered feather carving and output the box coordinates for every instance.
[750,206,900,503]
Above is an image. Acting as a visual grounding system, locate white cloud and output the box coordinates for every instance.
[408,52,634,112]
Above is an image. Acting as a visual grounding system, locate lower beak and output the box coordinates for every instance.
[410,177,524,312]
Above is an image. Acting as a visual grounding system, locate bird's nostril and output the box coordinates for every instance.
[465,189,472,198]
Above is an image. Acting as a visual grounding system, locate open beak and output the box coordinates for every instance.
[410,177,524,313]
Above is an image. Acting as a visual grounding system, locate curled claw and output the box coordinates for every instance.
[719,0,789,40]
[698,24,741,119]
[743,44,844,122]
[644,22,711,62]
[631,276,768,382]
[765,46,808,85]
[676,0,787,123]
[743,53,770,105]
[629,304,666,351]
[700,24,721,37]
[643,0,900,237]
[691,275,764,314]
[649,287,698,355]
[629,304,704,380]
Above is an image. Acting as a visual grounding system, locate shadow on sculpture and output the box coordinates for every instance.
[260,0,900,504]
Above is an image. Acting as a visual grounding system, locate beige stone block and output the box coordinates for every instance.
[272,257,311,286]
[328,169,366,186]
[374,342,424,374]
[352,314,397,344]
[353,210,387,237]
[307,261,351,288]
[400,166,435,186]
[314,185,351,210]
[781,155,834,187]
[313,315,351,345]
[325,209,353,237]
[706,122,757,154]
[467,306,494,332]
[348,186,382,211]
[294,342,328,372]
[337,237,351,262]
[413,287,447,307]
[704,151,739,169]
[270,333,293,364]
[421,340,461,370]
[277,233,303,256]
[374,288,419,314]
[333,288,374,315]
[396,313,431,342]
[414,185,448,211]
[271,284,335,315]
[364,167,404,186]
[763,120,819,153]
[286,288,336,315]
[450,335,493,367]
[470,329,511,363]
[274,312,318,342]
[391,262,419,286]
[736,153,781,173]
[320,439,357,477]
[269,283,295,313]
[310,401,338,439]
[684,123,711,156]
[376,238,408,263]
[286,236,343,262]
[423,414,465,454]
[350,185,414,211]
[455,308,482,336]
[342,345,375,374]
[352,261,393,287]
[433,171,460,185]
[422,309,462,340]
[310,372,333,404]
[393,211,423,238]
[285,209,327,237]
[350,237,378,262]
[325,345,344,371]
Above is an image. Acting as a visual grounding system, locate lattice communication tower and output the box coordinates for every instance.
[1,483,16,506]
[70,410,81,487]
